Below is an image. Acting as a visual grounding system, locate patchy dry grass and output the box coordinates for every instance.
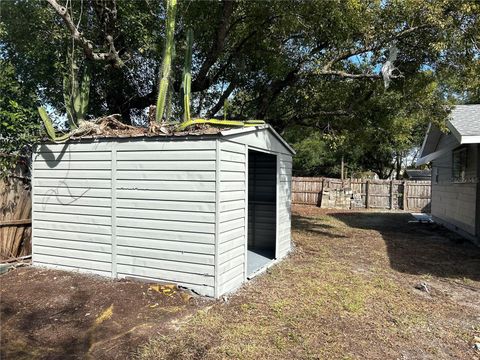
[2,207,478,359]
[137,206,480,360]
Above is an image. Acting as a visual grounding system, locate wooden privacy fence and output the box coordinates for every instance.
[0,173,32,260]
[292,177,431,212]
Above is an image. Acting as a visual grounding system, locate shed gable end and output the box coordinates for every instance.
[222,128,293,155]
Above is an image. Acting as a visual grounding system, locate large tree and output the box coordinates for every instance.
[1,0,478,176]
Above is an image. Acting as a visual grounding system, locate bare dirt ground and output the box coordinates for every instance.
[0,268,206,359]
[137,206,480,359]
[1,206,479,359]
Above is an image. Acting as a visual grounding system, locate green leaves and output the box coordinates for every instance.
[0,60,40,175]
[4,0,479,123]
[0,0,478,175]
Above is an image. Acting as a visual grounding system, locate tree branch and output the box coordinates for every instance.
[207,82,236,118]
[46,0,124,68]
[288,110,352,127]
[318,25,430,79]
[191,0,234,92]
[255,68,300,119]
[253,41,330,119]
[92,0,118,36]
[316,70,380,79]
[203,29,258,89]
[323,25,429,71]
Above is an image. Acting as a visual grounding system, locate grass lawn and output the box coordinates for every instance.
[1,205,479,359]
[138,206,480,359]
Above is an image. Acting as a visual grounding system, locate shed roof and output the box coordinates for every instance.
[416,104,480,165]
[51,123,296,155]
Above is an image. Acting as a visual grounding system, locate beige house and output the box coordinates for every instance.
[417,105,480,245]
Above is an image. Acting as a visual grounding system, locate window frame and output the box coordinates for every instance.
[452,147,467,182]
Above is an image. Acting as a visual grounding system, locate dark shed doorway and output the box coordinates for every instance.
[247,150,277,277]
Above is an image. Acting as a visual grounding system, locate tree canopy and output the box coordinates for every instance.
[1,0,479,177]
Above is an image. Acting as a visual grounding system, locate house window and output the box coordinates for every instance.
[452,147,467,182]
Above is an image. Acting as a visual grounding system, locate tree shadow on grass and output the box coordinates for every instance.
[330,212,480,282]
[1,286,93,360]
[292,215,348,240]
[0,269,191,360]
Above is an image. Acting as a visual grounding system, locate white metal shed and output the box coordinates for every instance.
[32,125,294,297]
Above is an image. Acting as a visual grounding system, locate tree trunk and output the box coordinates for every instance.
[395,153,402,180]
[104,68,137,125]
[341,155,344,181]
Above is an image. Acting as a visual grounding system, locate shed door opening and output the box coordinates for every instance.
[247,150,277,277]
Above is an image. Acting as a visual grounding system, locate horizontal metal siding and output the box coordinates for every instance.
[217,140,246,295]
[115,269,214,297]
[116,236,214,254]
[277,154,292,257]
[431,143,478,235]
[32,135,292,298]
[114,140,216,297]
[32,143,113,276]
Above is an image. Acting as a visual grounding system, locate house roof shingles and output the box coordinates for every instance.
[449,105,480,136]
[416,104,480,165]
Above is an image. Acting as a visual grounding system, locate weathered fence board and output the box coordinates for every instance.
[292,177,431,211]
[1,166,32,260]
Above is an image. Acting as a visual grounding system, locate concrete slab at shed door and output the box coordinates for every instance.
[31,126,294,298]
